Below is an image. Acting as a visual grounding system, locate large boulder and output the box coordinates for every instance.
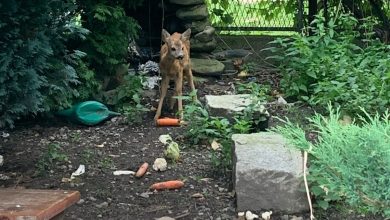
[232,133,309,213]
[176,4,208,21]
[191,38,217,53]
[191,58,225,77]
[169,0,204,5]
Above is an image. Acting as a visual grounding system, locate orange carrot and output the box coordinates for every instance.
[135,162,148,178]
[150,180,184,190]
[156,118,180,127]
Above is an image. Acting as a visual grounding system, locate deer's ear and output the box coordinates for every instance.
[181,28,191,41]
[161,29,171,43]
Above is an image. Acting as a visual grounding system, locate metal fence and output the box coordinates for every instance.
[206,0,304,32]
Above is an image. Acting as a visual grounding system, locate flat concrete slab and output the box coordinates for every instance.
[205,94,252,121]
[232,132,308,213]
[0,189,80,220]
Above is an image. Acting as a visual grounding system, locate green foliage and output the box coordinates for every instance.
[182,91,253,171]
[79,1,141,78]
[121,94,149,125]
[236,82,271,130]
[205,0,297,33]
[73,59,101,102]
[0,0,90,128]
[99,156,114,169]
[115,74,144,107]
[36,143,68,175]
[273,105,390,217]
[267,14,390,115]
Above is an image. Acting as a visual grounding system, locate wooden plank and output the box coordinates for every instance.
[0,189,80,220]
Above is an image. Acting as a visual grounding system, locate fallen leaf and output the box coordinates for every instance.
[237,70,248,77]
[211,139,221,151]
[191,193,204,198]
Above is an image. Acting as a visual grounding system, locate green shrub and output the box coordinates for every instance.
[78,1,141,79]
[0,0,89,128]
[267,14,390,115]
[273,105,390,217]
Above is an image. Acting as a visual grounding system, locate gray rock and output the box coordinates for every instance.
[232,133,309,213]
[194,26,215,42]
[169,0,204,5]
[206,94,252,114]
[191,38,217,53]
[191,58,225,77]
[184,19,211,34]
[205,94,268,120]
[0,155,3,166]
[95,201,109,209]
[176,5,208,21]
[220,60,236,71]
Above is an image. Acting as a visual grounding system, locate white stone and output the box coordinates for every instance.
[153,158,168,171]
[232,132,308,213]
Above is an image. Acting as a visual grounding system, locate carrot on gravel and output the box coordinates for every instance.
[150,180,184,190]
[156,118,180,127]
[135,162,148,178]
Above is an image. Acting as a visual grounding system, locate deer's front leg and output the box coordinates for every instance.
[175,73,184,120]
[154,75,169,121]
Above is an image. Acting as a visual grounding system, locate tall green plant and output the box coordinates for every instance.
[267,14,390,115]
[0,0,89,128]
[273,105,390,217]
[78,1,141,79]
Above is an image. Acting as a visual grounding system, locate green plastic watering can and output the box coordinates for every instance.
[56,101,120,126]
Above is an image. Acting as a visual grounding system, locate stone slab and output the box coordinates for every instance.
[232,133,309,213]
[206,94,252,115]
[0,189,80,220]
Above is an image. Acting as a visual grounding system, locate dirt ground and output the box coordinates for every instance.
[0,73,384,220]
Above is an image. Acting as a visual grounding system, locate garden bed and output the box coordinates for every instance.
[0,75,384,220]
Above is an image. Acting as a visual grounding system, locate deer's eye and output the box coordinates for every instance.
[171,47,176,51]
[182,47,184,50]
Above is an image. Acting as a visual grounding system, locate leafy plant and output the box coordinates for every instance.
[115,74,144,108]
[36,143,68,175]
[267,13,390,115]
[121,94,149,125]
[0,0,90,128]
[273,105,390,217]
[182,91,252,171]
[78,1,141,79]
[236,81,271,131]
[99,157,114,169]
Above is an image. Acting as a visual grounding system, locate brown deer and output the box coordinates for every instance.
[154,28,196,121]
